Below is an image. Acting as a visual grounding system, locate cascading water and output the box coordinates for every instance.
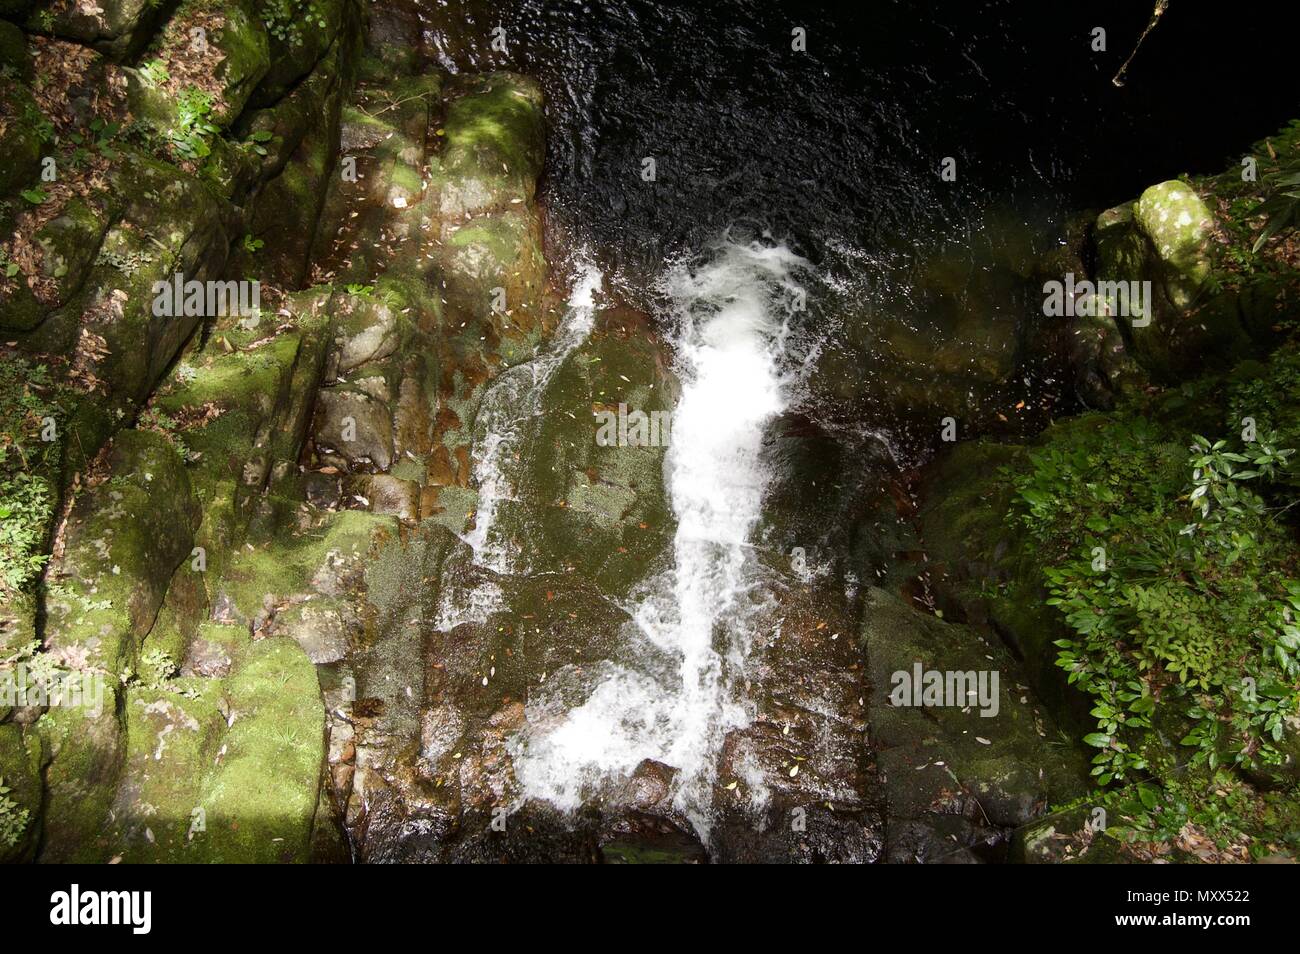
[513,239,811,834]
[433,262,603,633]
[462,261,603,571]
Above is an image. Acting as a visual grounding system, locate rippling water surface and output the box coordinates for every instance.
[424,0,1295,286]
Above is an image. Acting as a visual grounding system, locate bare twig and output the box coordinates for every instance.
[1112,0,1170,88]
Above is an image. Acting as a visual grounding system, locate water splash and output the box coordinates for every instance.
[513,238,811,834]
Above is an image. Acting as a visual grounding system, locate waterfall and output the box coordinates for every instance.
[461,261,604,574]
[513,238,810,834]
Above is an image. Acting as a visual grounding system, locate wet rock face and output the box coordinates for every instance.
[336,521,885,863]
[710,576,884,863]
[858,587,1087,862]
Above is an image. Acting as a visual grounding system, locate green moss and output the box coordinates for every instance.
[859,586,1088,835]
[210,0,273,122]
[219,509,395,619]
[108,679,227,861]
[442,207,545,338]
[44,428,200,672]
[36,684,127,862]
[243,121,336,285]
[1226,340,1300,492]
[197,636,325,862]
[439,73,545,211]
[1134,180,1214,305]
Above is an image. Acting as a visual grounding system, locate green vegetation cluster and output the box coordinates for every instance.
[1006,342,1300,855]
[0,355,64,599]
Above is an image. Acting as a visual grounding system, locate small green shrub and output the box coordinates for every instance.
[165,87,220,161]
[0,356,63,598]
[0,776,31,849]
[138,648,178,689]
[139,58,170,88]
[1011,412,1299,785]
[261,0,328,49]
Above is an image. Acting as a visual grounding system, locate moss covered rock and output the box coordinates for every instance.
[1134,181,1215,306]
[1095,181,1256,381]
[437,73,545,217]
[126,0,271,130]
[0,197,111,335]
[858,586,1087,861]
[29,0,169,60]
[37,428,200,860]
[191,636,326,862]
[44,428,200,669]
[251,0,349,106]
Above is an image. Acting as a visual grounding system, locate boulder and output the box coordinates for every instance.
[29,0,170,60]
[858,587,1087,861]
[313,386,393,471]
[1094,181,1253,380]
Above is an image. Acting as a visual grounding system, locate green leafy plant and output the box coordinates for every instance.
[164,87,220,161]
[242,233,265,254]
[0,776,31,850]
[19,188,47,205]
[261,0,328,49]
[0,247,19,279]
[1093,769,1297,861]
[139,58,171,88]
[0,357,62,598]
[21,103,54,145]
[0,472,54,593]
[1252,166,1300,253]
[138,648,178,689]
[138,407,191,461]
[248,129,273,156]
[1011,413,1299,786]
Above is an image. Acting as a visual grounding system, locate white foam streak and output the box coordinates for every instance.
[462,262,603,572]
[514,240,810,833]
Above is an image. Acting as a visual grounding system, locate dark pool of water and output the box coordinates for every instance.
[423,0,1297,284]
[414,0,1297,459]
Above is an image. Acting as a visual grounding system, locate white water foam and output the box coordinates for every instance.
[513,238,811,834]
[461,261,603,573]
